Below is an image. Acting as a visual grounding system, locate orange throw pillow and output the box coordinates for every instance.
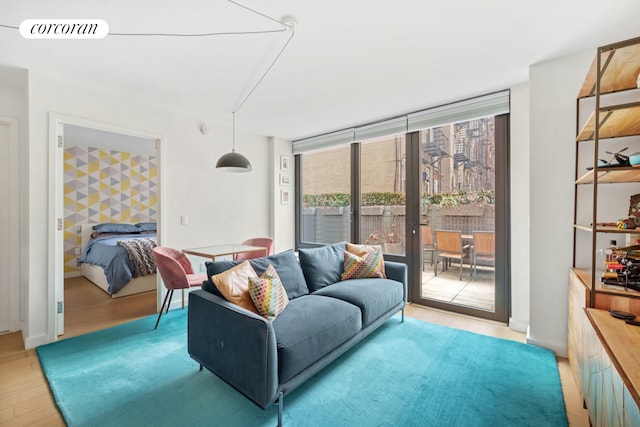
[211,260,259,314]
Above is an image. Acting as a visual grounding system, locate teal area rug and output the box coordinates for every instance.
[37,310,567,426]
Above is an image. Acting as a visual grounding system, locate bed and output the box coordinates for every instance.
[79,223,158,298]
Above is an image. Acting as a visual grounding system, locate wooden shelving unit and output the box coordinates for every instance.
[573,36,640,301]
[570,36,640,426]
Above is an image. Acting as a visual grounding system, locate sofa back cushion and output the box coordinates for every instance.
[298,241,346,292]
[205,249,309,299]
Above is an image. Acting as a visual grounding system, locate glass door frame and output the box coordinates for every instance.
[405,114,510,322]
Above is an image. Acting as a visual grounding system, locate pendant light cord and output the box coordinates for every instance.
[232,27,295,114]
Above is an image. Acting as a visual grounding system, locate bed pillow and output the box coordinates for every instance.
[248,264,288,321]
[92,223,140,234]
[210,261,260,314]
[135,222,157,232]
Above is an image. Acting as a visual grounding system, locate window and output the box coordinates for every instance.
[299,145,351,245]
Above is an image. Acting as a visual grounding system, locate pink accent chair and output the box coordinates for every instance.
[234,237,275,261]
[152,247,207,329]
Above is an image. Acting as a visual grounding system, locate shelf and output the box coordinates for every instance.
[578,42,640,99]
[572,268,640,298]
[575,166,640,184]
[577,104,640,142]
[574,224,640,234]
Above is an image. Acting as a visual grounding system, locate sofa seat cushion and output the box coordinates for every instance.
[272,294,362,383]
[313,278,403,328]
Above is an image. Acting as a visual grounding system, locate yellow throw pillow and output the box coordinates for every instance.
[341,249,385,280]
[345,242,386,278]
[248,264,289,322]
[211,260,259,314]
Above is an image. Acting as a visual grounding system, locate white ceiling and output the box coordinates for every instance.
[2,0,640,141]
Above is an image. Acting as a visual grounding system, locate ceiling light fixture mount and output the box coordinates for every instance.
[216,3,297,173]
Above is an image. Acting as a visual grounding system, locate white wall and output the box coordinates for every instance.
[270,137,295,252]
[528,49,594,356]
[0,67,27,333]
[509,83,530,332]
[24,71,273,347]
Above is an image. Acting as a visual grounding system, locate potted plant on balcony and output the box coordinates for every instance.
[366,223,403,255]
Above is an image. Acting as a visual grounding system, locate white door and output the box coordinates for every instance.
[0,122,10,332]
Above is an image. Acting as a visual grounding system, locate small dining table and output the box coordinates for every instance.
[182,244,268,261]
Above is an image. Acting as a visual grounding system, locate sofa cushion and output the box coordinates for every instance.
[210,261,260,314]
[341,249,384,280]
[206,250,309,299]
[298,241,346,292]
[248,264,289,322]
[272,294,362,383]
[313,278,403,328]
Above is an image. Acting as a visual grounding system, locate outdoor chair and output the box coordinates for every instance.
[421,226,436,269]
[472,231,495,278]
[434,230,472,280]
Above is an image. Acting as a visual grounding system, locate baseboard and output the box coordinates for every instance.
[508,317,528,333]
[526,327,568,358]
[24,333,49,349]
[64,271,82,279]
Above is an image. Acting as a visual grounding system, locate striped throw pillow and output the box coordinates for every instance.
[341,249,384,280]
[248,264,289,321]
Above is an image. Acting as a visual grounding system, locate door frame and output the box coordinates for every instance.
[406,115,511,322]
[47,113,164,341]
[0,116,20,332]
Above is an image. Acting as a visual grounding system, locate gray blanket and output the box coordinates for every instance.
[117,238,157,277]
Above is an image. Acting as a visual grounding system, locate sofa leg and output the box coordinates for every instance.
[277,392,284,427]
[401,307,405,323]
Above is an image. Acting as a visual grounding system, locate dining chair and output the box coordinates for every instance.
[152,247,207,329]
[434,230,472,280]
[472,231,495,277]
[421,226,436,269]
[234,237,275,261]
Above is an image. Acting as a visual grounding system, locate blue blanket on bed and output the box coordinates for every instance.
[79,233,157,294]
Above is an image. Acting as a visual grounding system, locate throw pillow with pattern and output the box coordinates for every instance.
[248,264,289,321]
[345,242,386,278]
[341,249,385,280]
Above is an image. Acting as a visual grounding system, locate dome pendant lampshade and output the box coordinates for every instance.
[216,112,252,172]
[216,150,252,172]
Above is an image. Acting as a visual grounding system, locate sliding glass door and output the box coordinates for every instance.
[408,115,509,321]
[295,93,510,323]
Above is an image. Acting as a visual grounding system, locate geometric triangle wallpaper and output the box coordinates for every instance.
[63,145,158,275]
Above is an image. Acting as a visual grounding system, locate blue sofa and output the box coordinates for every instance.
[187,242,407,426]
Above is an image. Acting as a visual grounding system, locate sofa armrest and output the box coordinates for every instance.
[188,290,279,408]
[384,260,408,302]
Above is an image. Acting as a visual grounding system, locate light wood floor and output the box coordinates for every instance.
[0,278,588,426]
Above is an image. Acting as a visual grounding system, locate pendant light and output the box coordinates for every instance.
[216,112,252,172]
[215,7,297,173]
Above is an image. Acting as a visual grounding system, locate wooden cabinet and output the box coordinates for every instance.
[569,271,640,426]
[573,36,640,307]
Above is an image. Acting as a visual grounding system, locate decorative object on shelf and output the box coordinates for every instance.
[629,193,640,220]
[618,216,637,229]
[586,147,630,170]
[215,6,297,173]
[630,152,640,166]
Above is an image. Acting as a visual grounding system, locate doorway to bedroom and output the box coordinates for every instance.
[52,116,162,338]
